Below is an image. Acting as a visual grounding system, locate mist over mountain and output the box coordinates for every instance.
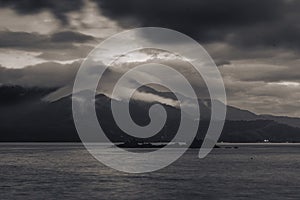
[1,85,299,143]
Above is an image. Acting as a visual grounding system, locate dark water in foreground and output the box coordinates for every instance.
[0,144,299,200]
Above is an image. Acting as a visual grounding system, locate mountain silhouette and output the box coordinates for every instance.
[0,85,300,143]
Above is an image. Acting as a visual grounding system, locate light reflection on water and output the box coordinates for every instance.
[0,144,299,200]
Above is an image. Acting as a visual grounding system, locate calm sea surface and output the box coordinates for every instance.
[0,144,299,200]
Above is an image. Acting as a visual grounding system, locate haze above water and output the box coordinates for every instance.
[0,144,299,200]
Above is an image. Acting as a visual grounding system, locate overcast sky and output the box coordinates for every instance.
[0,0,299,117]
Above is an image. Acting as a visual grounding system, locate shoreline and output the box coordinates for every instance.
[0,142,300,146]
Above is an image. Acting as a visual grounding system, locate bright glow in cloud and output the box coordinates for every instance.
[0,8,59,34]
[0,50,45,68]
[273,81,300,86]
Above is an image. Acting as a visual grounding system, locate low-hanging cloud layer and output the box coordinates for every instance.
[0,0,299,117]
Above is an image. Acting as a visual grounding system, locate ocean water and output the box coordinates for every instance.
[0,144,299,200]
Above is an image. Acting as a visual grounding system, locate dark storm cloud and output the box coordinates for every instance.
[95,0,284,28]
[94,0,300,50]
[0,30,95,50]
[51,31,94,43]
[2,0,300,50]
[228,22,300,50]
[0,0,84,24]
